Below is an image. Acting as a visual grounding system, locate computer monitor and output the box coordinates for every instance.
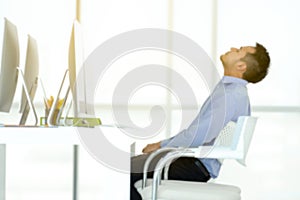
[19,35,39,125]
[0,18,20,113]
[48,20,98,126]
[48,20,83,125]
[68,20,84,117]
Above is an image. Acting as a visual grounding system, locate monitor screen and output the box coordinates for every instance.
[0,18,20,113]
[68,20,84,117]
[19,35,39,125]
[47,20,83,125]
[68,20,95,119]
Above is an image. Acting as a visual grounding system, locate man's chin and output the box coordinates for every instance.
[220,55,224,62]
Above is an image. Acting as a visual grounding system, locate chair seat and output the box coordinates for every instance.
[135,179,241,200]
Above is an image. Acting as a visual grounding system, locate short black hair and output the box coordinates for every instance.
[242,43,270,83]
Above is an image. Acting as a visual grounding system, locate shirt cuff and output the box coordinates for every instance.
[160,138,171,147]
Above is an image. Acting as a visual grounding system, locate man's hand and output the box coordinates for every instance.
[142,142,161,154]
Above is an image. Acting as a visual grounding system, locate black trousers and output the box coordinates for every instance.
[130,153,211,200]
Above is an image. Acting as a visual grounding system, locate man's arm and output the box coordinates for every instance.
[141,93,228,153]
[160,93,230,148]
[141,78,250,153]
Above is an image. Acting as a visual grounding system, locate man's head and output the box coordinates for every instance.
[220,43,270,83]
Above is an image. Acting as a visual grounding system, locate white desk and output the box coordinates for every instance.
[0,126,131,200]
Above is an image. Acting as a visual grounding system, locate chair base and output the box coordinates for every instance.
[135,179,241,200]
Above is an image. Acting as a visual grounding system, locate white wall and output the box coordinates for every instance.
[0,0,300,200]
[217,0,300,107]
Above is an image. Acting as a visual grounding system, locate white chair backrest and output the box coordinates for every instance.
[214,121,236,147]
[214,116,257,166]
[234,116,257,166]
[213,121,236,164]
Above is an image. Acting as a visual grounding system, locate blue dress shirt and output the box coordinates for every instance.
[160,76,251,178]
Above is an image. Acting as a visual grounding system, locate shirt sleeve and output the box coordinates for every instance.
[161,88,236,148]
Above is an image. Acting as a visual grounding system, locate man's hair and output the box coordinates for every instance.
[242,43,270,83]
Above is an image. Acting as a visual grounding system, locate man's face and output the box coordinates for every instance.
[220,46,256,68]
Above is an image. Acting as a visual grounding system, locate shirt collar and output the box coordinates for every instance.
[222,76,248,85]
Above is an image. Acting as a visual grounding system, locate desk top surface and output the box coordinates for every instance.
[0,125,132,146]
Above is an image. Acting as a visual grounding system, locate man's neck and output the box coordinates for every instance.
[224,72,243,79]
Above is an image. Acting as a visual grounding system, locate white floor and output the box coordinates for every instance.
[3,110,300,200]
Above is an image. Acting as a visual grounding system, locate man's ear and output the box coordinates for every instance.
[235,61,247,73]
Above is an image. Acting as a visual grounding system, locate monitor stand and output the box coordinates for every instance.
[47,69,101,127]
[48,69,70,126]
[17,67,38,126]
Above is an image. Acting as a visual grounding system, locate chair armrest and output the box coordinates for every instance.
[194,146,243,159]
[150,146,244,200]
[142,147,178,189]
[151,150,191,200]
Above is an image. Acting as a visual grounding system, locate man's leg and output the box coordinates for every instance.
[130,154,146,200]
[130,153,165,200]
[130,154,210,200]
[168,157,211,182]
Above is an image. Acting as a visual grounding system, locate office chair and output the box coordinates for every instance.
[135,116,257,200]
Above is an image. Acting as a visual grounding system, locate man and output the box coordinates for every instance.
[131,43,270,200]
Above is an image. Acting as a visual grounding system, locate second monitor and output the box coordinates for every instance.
[19,35,39,125]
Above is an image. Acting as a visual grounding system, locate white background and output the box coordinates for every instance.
[0,0,300,199]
